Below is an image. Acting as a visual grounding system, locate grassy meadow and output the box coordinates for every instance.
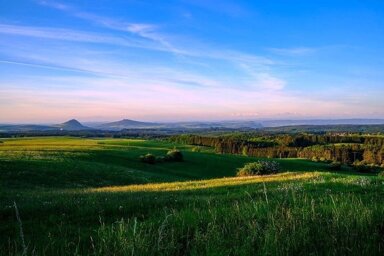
[1,137,384,255]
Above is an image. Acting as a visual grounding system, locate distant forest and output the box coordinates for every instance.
[169,134,384,166]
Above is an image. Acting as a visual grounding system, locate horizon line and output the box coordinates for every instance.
[2,117,384,125]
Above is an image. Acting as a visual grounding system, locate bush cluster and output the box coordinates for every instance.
[165,149,183,162]
[237,160,280,177]
[312,156,332,163]
[139,153,156,164]
[140,150,183,164]
[191,146,201,152]
[311,156,319,162]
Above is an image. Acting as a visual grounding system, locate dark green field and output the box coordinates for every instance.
[1,137,384,255]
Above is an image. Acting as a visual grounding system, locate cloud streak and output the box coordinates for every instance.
[37,0,183,55]
[0,20,285,92]
[0,23,168,52]
[35,1,277,67]
[0,22,274,70]
[268,47,316,56]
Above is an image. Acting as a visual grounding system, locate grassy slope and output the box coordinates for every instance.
[1,137,383,255]
[0,137,334,189]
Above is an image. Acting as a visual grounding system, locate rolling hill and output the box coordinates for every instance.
[54,119,91,131]
[97,119,162,130]
[0,119,91,132]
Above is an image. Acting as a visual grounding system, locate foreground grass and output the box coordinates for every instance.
[2,172,384,255]
[1,137,383,255]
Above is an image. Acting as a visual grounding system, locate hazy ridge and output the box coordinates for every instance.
[1,118,384,132]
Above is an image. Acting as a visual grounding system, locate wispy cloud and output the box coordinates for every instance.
[0,56,222,92]
[238,64,286,90]
[37,0,68,10]
[0,59,103,75]
[253,73,286,90]
[35,1,275,67]
[0,23,167,52]
[0,22,273,68]
[37,0,183,55]
[0,21,283,91]
[268,47,316,56]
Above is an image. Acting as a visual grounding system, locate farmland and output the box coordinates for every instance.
[1,137,384,255]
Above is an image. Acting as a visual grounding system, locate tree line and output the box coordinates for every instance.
[169,134,384,165]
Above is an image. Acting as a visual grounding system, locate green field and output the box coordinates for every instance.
[1,137,384,255]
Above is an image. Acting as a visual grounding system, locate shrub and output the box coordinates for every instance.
[156,156,166,162]
[192,146,201,152]
[140,154,156,164]
[165,149,183,162]
[378,171,384,177]
[328,161,342,171]
[311,156,319,162]
[319,157,326,162]
[242,146,248,156]
[237,161,280,177]
[353,160,361,166]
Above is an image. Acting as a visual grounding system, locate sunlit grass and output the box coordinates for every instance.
[90,172,321,193]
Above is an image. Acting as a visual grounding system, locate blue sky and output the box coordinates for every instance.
[0,0,383,122]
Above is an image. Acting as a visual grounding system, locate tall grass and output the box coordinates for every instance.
[3,172,384,255]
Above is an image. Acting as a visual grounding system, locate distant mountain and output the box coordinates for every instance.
[0,119,90,132]
[54,119,91,131]
[97,119,162,130]
[96,119,263,131]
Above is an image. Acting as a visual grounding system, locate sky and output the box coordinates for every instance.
[0,0,384,123]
